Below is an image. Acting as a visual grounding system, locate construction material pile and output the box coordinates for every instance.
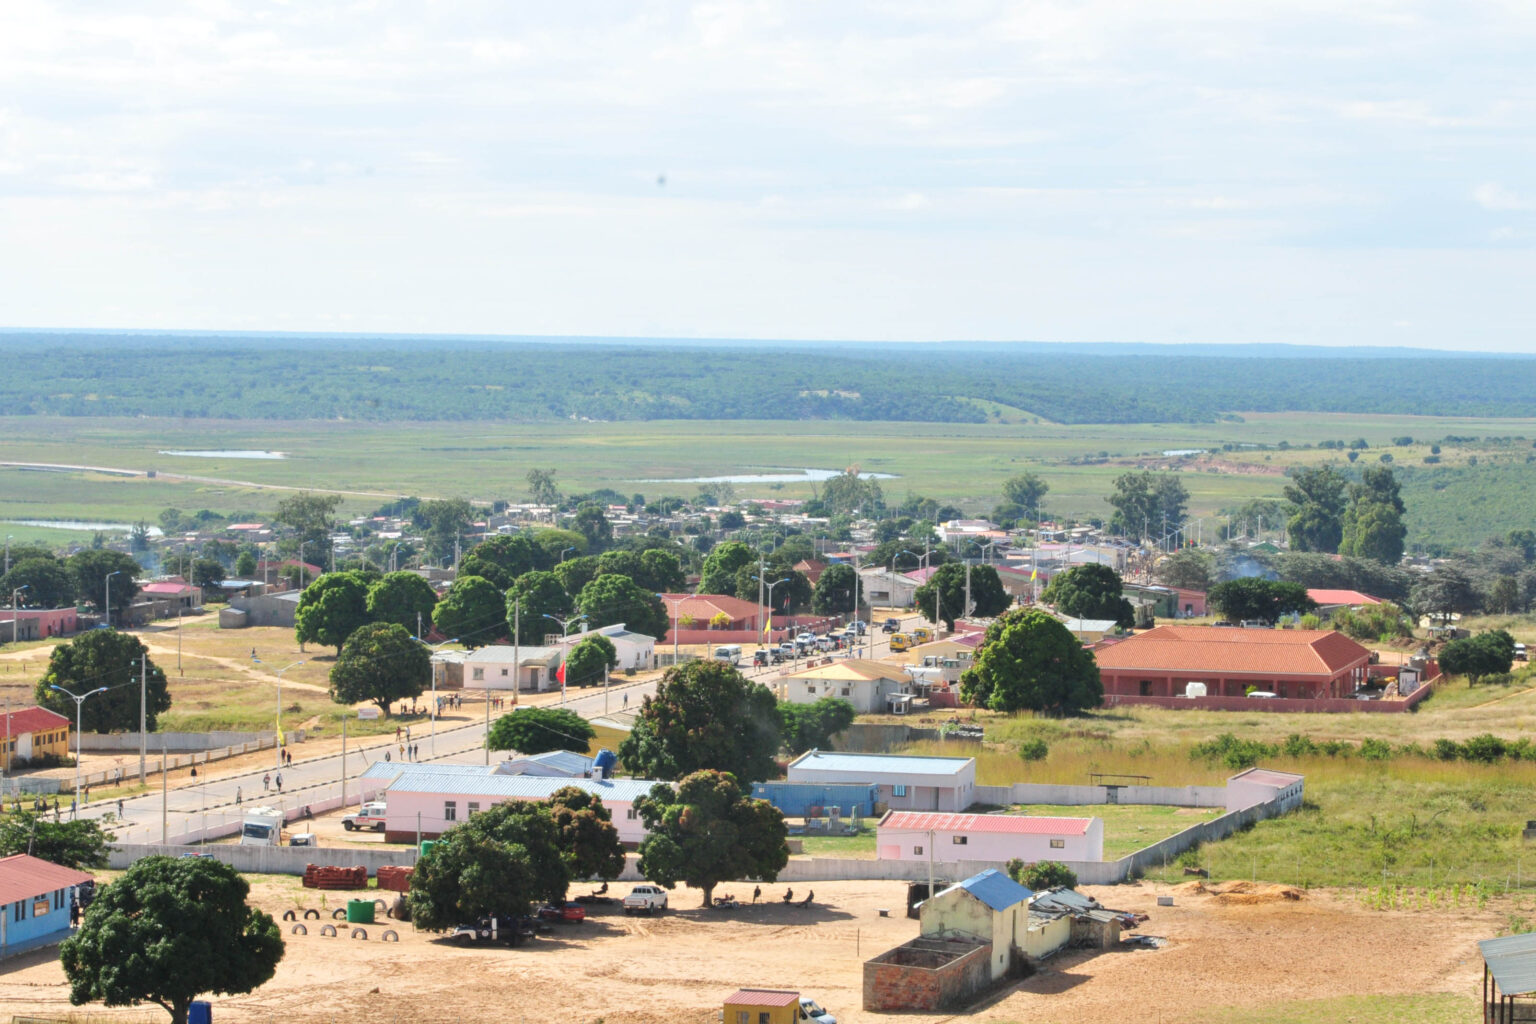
[303,864,369,890]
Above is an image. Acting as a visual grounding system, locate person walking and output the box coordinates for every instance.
[275,773,283,794]
[263,772,271,792]
[752,885,761,904]
[236,786,243,806]
[116,798,124,818]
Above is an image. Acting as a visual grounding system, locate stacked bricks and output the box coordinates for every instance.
[302,864,369,890]
[375,866,414,892]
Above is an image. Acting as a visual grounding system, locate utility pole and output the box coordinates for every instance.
[341,713,347,812]
[964,562,973,619]
[161,736,168,844]
[138,656,147,784]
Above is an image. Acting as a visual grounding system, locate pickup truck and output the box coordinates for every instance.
[450,913,538,946]
[622,884,669,914]
[341,802,387,832]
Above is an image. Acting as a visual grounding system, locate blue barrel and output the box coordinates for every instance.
[189,1001,212,1024]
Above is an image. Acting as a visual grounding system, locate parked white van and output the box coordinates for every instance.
[712,645,742,666]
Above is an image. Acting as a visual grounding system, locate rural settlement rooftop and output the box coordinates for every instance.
[0,854,95,905]
[882,811,1095,836]
[781,660,908,681]
[940,868,1033,912]
[0,707,70,736]
[1480,933,1536,997]
[725,990,800,1007]
[1092,625,1371,677]
[384,771,657,802]
[788,750,974,778]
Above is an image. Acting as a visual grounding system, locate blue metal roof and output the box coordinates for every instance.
[790,750,973,778]
[942,869,1033,912]
[518,750,596,775]
[386,773,659,803]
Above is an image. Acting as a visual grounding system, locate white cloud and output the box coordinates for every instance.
[1474,183,1535,212]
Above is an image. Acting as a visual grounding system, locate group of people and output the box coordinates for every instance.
[262,771,284,793]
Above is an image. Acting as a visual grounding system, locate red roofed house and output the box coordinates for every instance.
[660,593,766,632]
[0,854,95,958]
[793,559,827,586]
[1095,625,1373,701]
[877,810,1104,864]
[1,706,71,772]
[1306,589,1383,614]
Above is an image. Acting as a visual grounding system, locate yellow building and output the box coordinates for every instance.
[1,707,72,770]
[722,989,814,1024]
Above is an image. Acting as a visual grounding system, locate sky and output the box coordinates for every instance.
[2,2,1534,351]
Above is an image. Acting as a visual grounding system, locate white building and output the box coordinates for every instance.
[461,645,564,693]
[554,623,656,673]
[877,810,1104,863]
[1224,768,1305,812]
[777,661,910,715]
[857,567,920,609]
[786,750,976,812]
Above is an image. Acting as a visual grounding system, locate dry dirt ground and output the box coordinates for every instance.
[0,879,1496,1024]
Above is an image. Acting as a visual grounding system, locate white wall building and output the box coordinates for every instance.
[1224,768,1305,812]
[461,645,564,692]
[554,623,656,672]
[786,750,976,812]
[877,810,1104,863]
[857,567,920,609]
[776,661,910,715]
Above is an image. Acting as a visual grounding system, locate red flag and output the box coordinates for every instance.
[556,662,566,684]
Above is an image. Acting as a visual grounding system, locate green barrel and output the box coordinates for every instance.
[419,840,436,857]
[346,899,375,924]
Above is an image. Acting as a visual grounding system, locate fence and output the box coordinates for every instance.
[973,782,1229,808]
[54,731,305,794]
[109,842,419,875]
[77,731,266,753]
[1103,684,1435,714]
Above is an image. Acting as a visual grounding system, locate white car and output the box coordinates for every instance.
[622,884,669,914]
[342,801,388,832]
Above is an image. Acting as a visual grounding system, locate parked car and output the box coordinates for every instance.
[537,901,586,923]
[753,648,785,667]
[342,801,388,832]
[881,618,900,633]
[1247,691,1278,699]
[451,913,537,945]
[889,633,912,652]
[850,619,868,634]
[778,641,799,657]
[910,626,933,644]
[623,884,670,915]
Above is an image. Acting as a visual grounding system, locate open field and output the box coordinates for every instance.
[0,877,1505,1024]
[5,412,1536,547]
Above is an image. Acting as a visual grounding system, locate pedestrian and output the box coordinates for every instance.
[752,885,761,904]
[70,898,80,928]
[54,801,60,823]
[70,797,77,819]
[399,744,405,760]
[117,798,124,817]
[385,751,391,762]
[412,744,418,760]
[190,765,197,779]
[623,693,629,709]
[263,772,271,791]
[396,725,401,741]
[275,773,283,793]
[783,888,793,904]
[405,725,411,742]
[236,786,243,806]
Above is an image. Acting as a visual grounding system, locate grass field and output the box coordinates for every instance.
[5,411,1536,548]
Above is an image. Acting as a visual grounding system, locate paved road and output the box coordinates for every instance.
[85,611,924,845]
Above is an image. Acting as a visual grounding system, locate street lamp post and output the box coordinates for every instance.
[543,614,588,706]
[411,636,458,757]
[11,584,28,645]
[104,570,122,630]
[251,657,306,771]
[559,546,576,564]
[657,594,685,669]
[49,684,107,815]
[753,576,790,651]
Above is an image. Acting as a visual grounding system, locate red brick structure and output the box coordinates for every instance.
[1094,626,1372,701]
[863,937,993,1011]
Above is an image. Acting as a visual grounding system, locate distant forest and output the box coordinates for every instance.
[3,333,1535,424]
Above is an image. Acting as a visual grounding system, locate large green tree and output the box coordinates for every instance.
[414,498,477,565]
[1284,466,1349,553]
[486,706,596,755]
[1,557,75,609]
[820,471,884,515]
[188,557,226,589]
[564,634,617,685]
[328,621,429,717]
[571,503,613,552]
[779,697,856,755]
[548,786,626,881]
[366,571,440,634]
[1001,472,1049,513]
[699,541,755,596]
[1206,578,1316,622]
[1438,629,1516,684]
[1153,549,1216,593]
[1041,564,1134,627]
[432,575,509,649]
[0,812,111,868]
[552,555,601,596]
[530,528,587,566]
[506,570,574,644]
[526,468,560,506]
[294,571,373,655]
[272,491,342,568]
[37,630,171,733]
[1411,565,1479,624]
[67,549,141,618]
[635,770,789,907]
[458,534,547,590]
[637,549,687,592]
[958,608,1103,714]
[1106,471,1188,540]
[619,660,780,784]
[1339,466,1408,564]
[407,801,569,931]
[913,563,1011,629]
[60,856,284,1024]
[811,562,858,615]
[576,574,669,642]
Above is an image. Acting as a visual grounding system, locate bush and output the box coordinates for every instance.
[1432,738,1461,761]
[1018,738,1049,762]
[1007,859,1078,891]
[1189,732,1276,770]
[1359,738,1392,761]
[1281,733,1317,758]
[1319,740,1350,757]
[1461,734,1507,764]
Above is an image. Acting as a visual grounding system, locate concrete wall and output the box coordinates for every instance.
[877,820,1102,864]
[109,843,417,874]
[863,939,994,1012]
[832,723,943,753]
[78,731,265,753]
[1101,683,1435,714]
[973,782,1229,808]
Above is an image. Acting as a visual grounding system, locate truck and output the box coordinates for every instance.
[239,806,285,847]
[342,801,388,832]
[622,884,669,914]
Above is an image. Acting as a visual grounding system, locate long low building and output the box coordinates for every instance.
[1094,625,1373,700]
[787,750,977,812]
[876,811,1104,864]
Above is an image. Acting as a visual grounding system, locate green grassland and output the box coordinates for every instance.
[4,411,1536,549]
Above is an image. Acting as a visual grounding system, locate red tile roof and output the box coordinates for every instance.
[0,854,95,905]
[1,706,69,737]
[659,593,763,622]
[882,811,1093,836]
[1306,589,1381,606]
[726,990,800,1007]
[1094,626,1370,678]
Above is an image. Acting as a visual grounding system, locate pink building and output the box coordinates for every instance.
[877,811,1104,864]
[0,608,80,641]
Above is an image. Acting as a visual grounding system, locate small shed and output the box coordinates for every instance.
[722,988,801,1024]
[750,781,880,818]
[0,854,95,958]
[919,868,1033,982]
[1480,932,1536,1022]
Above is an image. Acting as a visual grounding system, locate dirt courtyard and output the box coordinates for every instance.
[0,878,1497,1024]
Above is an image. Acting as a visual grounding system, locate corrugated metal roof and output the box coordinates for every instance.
[0,706,70,737]
[1031,888,1100,914]
[359,762,494,781]
[1093,625,1371,677]
[938,868,1032,912]
[0,854,95,905]
[781,660,905,682]
[789,750,973,778]
[725,990,799,1008]
[883,812,1093,836]
[386,773,658,802]
[464,646,561,663]
[1482,933,1536,995]
[500,750,596,776]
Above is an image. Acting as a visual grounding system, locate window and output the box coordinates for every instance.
[444,801,458,822]
[841,687,851,697]
[805,684,815,694]
[13,900,24,922]
[736,1013,749,1024]
[627,808,638,820]
[501,668,509,676]
[1050,839,1065,849]
[759,1014,771,1024]
[467,802,480,815]
[53,889,64,910]
[892,784,907,797]
[952,836,967,845]
[472,668,485,681]
[913,845,924,856]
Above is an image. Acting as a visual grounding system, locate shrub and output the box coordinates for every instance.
[1432,738,1461,761]
[1189,732,1276,770]
[1359,738,1392,761]
[1281,733,1317,758]
[1461,734,1507,764]
[1008,860,1078,891]
[1319,740,1350,757]
[1018,738,1049,762]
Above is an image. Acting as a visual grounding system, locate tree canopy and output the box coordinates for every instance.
[67,549,142,616]
[365,571,440,634]
[1206,578,1316,623]
[811,562,858,615]
[61,856,284,1024]
[1041,564,1134,627]
[1284,466,1349,553]
[458,534,547,590]
[913,563,1011,629]
[505,570,573,645]
[1,556,75,609]
[1001,472,1049,513]
[564,635,617,686]
[635,770,789,907]
[1153,549,1216,592]
[37,630,171,733]
[548,786,626,881]
[779,697,856,755]
[0,812,111,868]
[572,503,613,552]
[413,498,476,565]
[576,573,669,642]
[486,706,596,755]
[618,660,781,784]
[1106,471,1188,540]
[328,621,429,717]
[1438,630,1516,684]
[1339,466,1407,564]
[699,541,755,596]
[294,571,372,655]
[431,575,508,649]
[1411,564,1479,623]
[272,491,342,568]
[407,801,569,931]
[959,608,1103,714]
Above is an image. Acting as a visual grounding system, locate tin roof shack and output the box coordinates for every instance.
[787,751,976,812]
[919,869,1033,983]
[0,854,95,958]
[877,811,1103,864]
[1030,887,1128,950]
[1225,768,1305,813]
[722,989,827,1024]
[1481,932,1536,1023]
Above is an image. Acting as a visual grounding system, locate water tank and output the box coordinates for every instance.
[1184,682,1208,698]
[593,749,617,779]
